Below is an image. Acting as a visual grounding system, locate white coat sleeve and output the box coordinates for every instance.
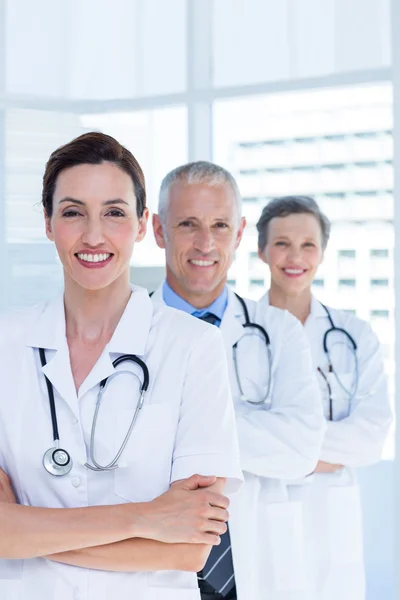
[234,314,325,479]
[170,326,243,494]
[320,323,392,467]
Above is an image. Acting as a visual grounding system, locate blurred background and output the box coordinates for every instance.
[0,1,397,598]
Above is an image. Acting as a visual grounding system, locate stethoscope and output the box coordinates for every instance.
[232,293,273,405]
[317,303,359,420]
[39,348,150,476]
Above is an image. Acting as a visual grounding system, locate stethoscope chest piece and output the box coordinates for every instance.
[43,446,73,476]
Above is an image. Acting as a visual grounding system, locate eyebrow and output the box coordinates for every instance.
[59,197,129,207]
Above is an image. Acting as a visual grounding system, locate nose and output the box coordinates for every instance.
[194,228,215,254]
[286,245,302,262]
[81,217,106,247]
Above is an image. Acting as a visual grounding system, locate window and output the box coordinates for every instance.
[312,279,325,287]
[227,279,236,287]
[338,279,356,287]
[338,249,356,259]
[342,309,356,315]
[371,309,390,318]
[370,249,389,258]
[371,279,390,287]
[249,278,264,287]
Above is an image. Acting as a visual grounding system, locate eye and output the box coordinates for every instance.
[304,242,316,248]
[106,208,125,217]
[275,241,287,246]
[62,209,82,218]
[178,220,195,228]
[214,222,229,229]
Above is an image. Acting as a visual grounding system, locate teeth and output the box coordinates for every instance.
[190,259,215,267]
[77,253,111,263]
[285,269,303,274]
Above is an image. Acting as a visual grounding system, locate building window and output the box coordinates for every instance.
[338,279,356,287]
[312,279,324,287]
[371,279,389,287]
[342,309,356,315]
[370,249,389,258]
[338,249,356,259]
[370,309,390,318]
[250,278,264,287]
[227,279,236,287]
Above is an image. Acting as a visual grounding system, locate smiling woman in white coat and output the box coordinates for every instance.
[0,133,243,600]
[256,195,392,600]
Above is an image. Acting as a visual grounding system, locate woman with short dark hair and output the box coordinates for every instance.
[256,195,392,600]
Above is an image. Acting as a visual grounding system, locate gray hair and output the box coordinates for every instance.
[158,161,242,224]
[256,195,331,251]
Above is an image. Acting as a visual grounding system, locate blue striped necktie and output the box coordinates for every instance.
[196,312,236,597]
[196,312,220,326]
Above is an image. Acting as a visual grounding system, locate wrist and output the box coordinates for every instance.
[122,501,155,540]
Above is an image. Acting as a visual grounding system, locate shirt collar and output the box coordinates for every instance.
[162,280,228,321]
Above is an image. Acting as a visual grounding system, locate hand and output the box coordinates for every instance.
[137,474,229,545]
[314,461,344,474]
[0,468,17,504]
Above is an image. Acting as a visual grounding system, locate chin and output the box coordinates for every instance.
[68,273,118,292]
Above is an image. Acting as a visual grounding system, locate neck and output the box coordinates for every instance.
[166,271,225,310]
[63,274,132,345]
[269,282,312,325]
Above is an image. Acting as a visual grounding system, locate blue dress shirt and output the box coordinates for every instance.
[162,281,228,327]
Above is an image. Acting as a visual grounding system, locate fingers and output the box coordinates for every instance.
[196,533,222,546]
[186,475,217,490]
[203,491,230,510]
[172,474,217,491]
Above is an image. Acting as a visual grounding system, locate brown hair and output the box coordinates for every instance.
[42,132,146,218]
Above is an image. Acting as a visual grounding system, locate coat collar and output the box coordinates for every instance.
[260,291,328,321]
[25,285,153,355]
[24,285,154,405]
[152,282,245,349]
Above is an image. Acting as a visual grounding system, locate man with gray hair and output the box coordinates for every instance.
[151,161,324,600]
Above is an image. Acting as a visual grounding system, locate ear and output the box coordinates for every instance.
[258,246,268,265]
[45,213,54,242]
[235,216,246,250]
[136,208,149,243]
[152,213,167,249]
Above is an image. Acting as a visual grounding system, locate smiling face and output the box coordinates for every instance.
[259,212,324,297]
[45,162,148,292]
[153,180,246,307]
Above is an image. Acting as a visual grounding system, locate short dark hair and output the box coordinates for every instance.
[42,131,146,218]
[256,195,331,251]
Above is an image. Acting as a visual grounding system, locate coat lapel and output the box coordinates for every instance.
[220,289,245,352]
[25,293,79,416]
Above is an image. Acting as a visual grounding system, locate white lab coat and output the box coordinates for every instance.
[0,285,243,600]
[259,293,392,600]
[152,284,325,599]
